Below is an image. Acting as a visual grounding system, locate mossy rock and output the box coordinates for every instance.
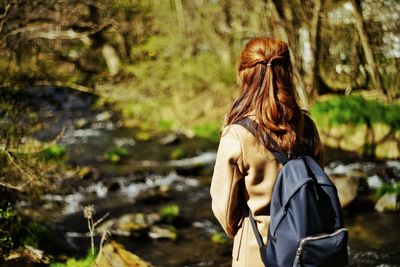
[97,213,161,237]
[95,241,153,267]
[159,204,180,224]
[105,147,128,163]
[148,225,178,241]
[375,193,400,212]
[170,147,185,160]
[331,176,359,208]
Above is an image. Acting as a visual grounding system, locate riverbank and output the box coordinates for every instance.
[1,86,400,267]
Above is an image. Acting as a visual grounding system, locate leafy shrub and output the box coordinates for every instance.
[0,202,18,254]
[376,182,400,197]
[311,95,400,130]
[0,200,52,256]
[22,221,49,248]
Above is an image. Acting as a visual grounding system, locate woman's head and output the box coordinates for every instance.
[226,37,301,152]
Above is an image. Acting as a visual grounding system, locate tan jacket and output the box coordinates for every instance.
[210,115,324,267]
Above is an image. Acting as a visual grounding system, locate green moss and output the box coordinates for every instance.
[134,131,154,142]
[50,251,95,267]
[170,147,185,160]
[311,95,400,130]
[311,95,400,157]
[40,144,66,161]
[158,119,174,132]
[105,146,129,163]
[376,182,400,197]
[193,122,221,142]
[211,232,229,245]
[159,204,180,224]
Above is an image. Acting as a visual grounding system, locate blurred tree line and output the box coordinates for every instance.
[1,0,399,188]
[0,0,399,107]
[0,0,399,168]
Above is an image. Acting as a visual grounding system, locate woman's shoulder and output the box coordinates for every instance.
[215,124,245,163]
[220,122,255,142]
[219,122,262,157]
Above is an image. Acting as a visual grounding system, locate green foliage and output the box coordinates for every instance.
[40,144,66,161]
[50,251,95,267]
[105,146,128,163]
[211,232,229,245]
[376,182,400,197]
[0,200,51,256]
[385,104,400,131]
[0,202,19,254]
[193,122,221,142]
[159,204,180,224]
[0,89,37,148]
[0,204,14,220]
[134,131,153,141]
[22,221,49,248]
[311,95,400,130]
[158,119,174,132]
[170,147,185,160]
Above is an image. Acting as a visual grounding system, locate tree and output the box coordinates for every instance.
[308,0,325,101]
[0,0,125,85]
[351,0,388,98]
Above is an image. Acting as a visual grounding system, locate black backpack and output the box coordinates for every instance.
[236,116,348,267]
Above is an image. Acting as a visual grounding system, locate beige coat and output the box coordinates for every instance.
[210,115,324,267]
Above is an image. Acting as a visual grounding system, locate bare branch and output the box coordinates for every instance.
[93,212,110,228]
[0,0,16,36]
[0,179,24,191]
[0,147,36,188]
[2,22,111,41]
[0,80,94,94]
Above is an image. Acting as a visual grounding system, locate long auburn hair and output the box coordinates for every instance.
[225,37,302,153]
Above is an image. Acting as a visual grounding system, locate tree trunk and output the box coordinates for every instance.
[89,4,121,76]
[351,0,388,98]
[102,44,121,76]
[222,0,233,65]
[308,0,324,101]
[174,0,185,33]
[268,0,310,109]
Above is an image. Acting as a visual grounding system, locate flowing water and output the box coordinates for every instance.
[15,87,400,266]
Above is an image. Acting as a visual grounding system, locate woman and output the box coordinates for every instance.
[210,37,324,267]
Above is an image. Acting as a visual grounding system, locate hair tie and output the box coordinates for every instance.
[257,60,272,67]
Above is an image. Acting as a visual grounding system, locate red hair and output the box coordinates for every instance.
[226,37,302,152]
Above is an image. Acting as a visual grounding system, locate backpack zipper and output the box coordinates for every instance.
[292,228,348,267]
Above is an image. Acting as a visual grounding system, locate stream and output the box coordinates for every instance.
[15,87,400,266]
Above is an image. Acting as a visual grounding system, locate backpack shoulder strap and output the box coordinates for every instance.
[249,212,267,265]
[234,117,289,165]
